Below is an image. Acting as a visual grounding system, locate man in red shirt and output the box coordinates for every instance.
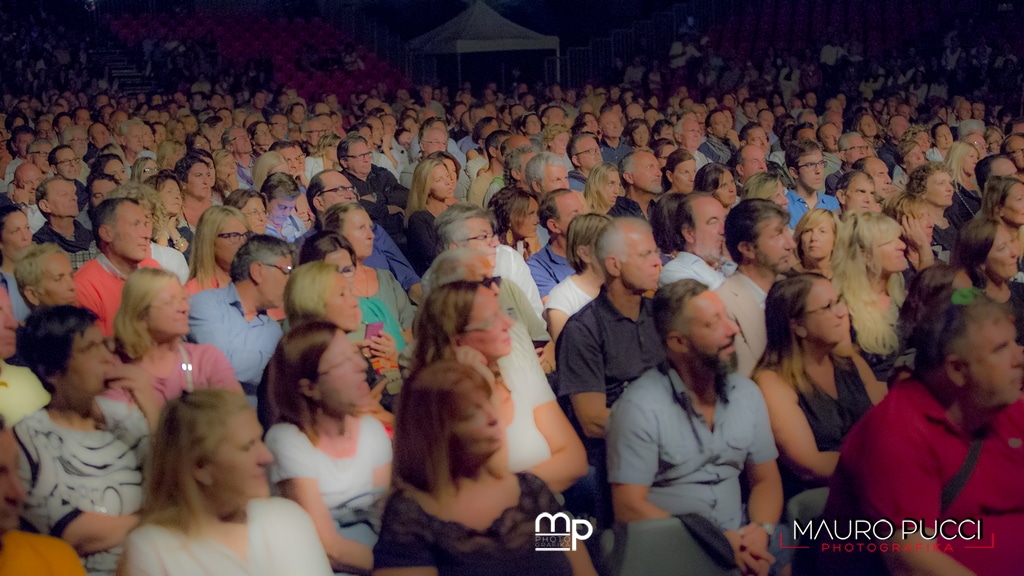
[814,291,1024,575]
[74,197,159,336]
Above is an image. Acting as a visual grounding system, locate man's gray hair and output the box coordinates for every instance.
[958,120,985,141]
[502,145,537,185]
[229,234,293,283]
[837,131,864,152]
[221,125,245,149]
[523,152,564,192]
[337,133,369,159]
[595,217,650,274]
[118,118,145,137]
[435,202,494,249]
[422,247,485,295]
[60,125,86,145]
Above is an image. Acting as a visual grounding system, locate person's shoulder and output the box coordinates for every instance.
[249,496,309,520]
[724,372,766,403]
[265,422,306,446]
[5,530,87,573]
[618,365,673,404]
[72,258,102,279]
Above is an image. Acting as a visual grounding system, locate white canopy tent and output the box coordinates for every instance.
[409,1,560,83]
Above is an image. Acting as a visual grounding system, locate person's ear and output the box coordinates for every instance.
[298,378,320,401]
[621,170,637,187]
[666,330,690,354]
[737,240,756,264]
[944,354,969,389]
[97,223,116,245]
[193,463,214,487]
[22,285,41,308]
[680,225,697,247]
[791,318,808,339]
[249,261,265,284]
[38,197,52,214]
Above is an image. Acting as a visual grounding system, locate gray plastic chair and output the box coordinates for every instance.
[601,518,742,576]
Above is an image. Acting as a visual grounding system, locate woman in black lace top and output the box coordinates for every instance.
[373,361,597,576]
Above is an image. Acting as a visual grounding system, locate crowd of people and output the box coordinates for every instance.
[0,4,1023,576]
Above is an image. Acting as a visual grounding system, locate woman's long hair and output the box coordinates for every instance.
[140,389,253,533]
[831,211,905,355]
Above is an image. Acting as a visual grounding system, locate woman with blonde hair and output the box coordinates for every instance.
[544,213,612,345]
[754,274,884,500]
[794,209,840,279]
[585,159,622,214]
[404,156,455,274]
[120,389,332,575]
[130,156,159,183]
[112,268,239,408]
[374,360,595,575]
[742,171,789,210]
[212,148,240,193]
[305,132,343,182]
[832,211,908,381]
[185,206,251,295]
[881,192,937,275]
[156,140,185,171]
[541,123,574,173]
[264,321,392,574]
[902,161,957,262]
[252,150,288,192]
[943,141,981,227]
[146,170,191,257]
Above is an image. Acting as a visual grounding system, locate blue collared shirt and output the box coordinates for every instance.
[0,270,30,322]
[363,223,421,291]
[785,188,841,228]
[188,283,282,393]
[265,214,307,243]
[527,243,575,298]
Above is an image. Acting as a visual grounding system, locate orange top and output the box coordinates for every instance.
[74,257,161,336]
[0,531,86,576]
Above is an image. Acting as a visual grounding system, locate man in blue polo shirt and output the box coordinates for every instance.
[784,139,840,228]
[607,279,782,575]
[528,189,588,299]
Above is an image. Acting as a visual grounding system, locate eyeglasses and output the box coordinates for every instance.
[840,145,871,154]
[471,276,502,290]
[55,157,81,168]
[345,151,373,161]
[1007,148,1024,157]
[141,166,157,174]
[462,231,496,243]
[320,184,358,197]
[806,299,846,316]
[242,209,267,219]
[798,160,828,171]
[216,231,252,243]
[574,147,601,157]
[266,263,293,276]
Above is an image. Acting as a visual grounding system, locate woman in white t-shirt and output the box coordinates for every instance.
[264,321,391,575]
[411,273,587,493]
[120,389,331,576]
[544,213,612,346]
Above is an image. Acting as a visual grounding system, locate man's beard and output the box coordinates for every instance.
[694,345,736,403]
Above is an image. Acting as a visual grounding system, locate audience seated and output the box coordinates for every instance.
[374,361,597,575]
[0,413,86,575]
[815,291,1024,575]
[111,267,240,407]
[120,389,332,575]
[717,199,797,377]
[188,234,291,398]
[416,255,585,490]
[73,198,161,335]
[15,306,158,576]
[322,202,413,348]
[606,279,782,576]
[266,321,391,575]
[4,8,1024,573]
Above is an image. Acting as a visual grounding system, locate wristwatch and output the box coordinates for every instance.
[758,523,776,535]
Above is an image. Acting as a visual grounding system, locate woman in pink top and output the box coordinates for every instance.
[112,268,240,406]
